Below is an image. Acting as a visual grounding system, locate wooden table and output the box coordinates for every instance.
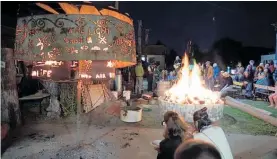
[19,92,50,124]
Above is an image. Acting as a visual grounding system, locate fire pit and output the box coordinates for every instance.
[158,97,224,122]
[158,54,224,122]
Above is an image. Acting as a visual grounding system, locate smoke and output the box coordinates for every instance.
[212,50,226,71]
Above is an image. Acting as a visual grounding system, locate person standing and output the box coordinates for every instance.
[205,61,214,90]
[135,61,144,94]
[147,61,155,92]
[213,63,220,84]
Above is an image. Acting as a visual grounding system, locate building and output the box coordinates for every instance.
[261,53,275,64]
[142,44,169,69]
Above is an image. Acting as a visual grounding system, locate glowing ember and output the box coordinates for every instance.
[164,54,221,105]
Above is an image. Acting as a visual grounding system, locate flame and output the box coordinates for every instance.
[165,54,221,105]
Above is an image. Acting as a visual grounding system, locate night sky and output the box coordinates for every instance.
[2,1,277,54]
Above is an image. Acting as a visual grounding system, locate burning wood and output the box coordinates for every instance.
[162,54,222,105]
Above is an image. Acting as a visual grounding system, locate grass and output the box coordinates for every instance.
[220,106,277,136]
[239,99,277,118]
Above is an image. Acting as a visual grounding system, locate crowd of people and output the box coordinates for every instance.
[233,60,277,108]
[202,59,277,109]
[133,56,277,108]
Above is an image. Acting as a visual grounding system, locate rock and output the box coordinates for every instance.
[46,96,61,118]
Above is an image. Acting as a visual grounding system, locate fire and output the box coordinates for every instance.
[164,54,221,105]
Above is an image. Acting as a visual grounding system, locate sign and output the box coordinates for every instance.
[14,14,136,68]
[91,61,115,80]
[32,61,71,80]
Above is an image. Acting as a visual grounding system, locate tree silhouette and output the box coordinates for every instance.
[211,37,242,67]
[156,40,165,46]
[165,49,177,69]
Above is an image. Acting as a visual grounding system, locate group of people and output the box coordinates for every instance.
[156,111,222,159]
[233,60,277,109]
[200,61,233,92]
[134,60,162,94]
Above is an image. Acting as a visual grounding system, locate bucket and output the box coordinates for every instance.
[123,90,131,100]
[111,91,118,99]
[157,81,171,97]
[120,107,142,122]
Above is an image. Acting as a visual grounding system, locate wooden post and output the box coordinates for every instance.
[137,20,142,56]
[1,48,21,127]
[225,96,277,127]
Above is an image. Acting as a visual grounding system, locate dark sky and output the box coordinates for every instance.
[2,1,277,54]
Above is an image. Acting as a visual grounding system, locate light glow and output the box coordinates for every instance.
[164,53,221,105]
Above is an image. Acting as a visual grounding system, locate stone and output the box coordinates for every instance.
[158,97,224,122]
[46,96,61,118]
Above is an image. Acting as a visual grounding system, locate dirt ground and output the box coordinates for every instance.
[2,100,277,159]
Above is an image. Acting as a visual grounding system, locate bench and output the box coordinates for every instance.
[19,92,50,124]
[253,84,275,101]
[232,81,244,97]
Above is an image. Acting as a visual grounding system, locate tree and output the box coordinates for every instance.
[192,44,204,62]
[165,49,177,69]
[156,40,165,46]
[211,37,243,67]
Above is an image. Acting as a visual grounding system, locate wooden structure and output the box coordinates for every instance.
[14,3,137,115]
[1,48,21,126]
[225,96,277,127]
[253,84,275,101]
[14,4,136,68]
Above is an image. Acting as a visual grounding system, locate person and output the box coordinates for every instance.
[213,63,220,84]
[268,93,277,109]
[173,56,182,71]
[168,71,177,81]
[153,61,161,90]
[255,66,269,94]
[147,61,155,92]
[174,139,222,159]
[235,62,244,82]
[135,60,144,94]
[273,63,277,81]
[249,60,256,71]
[244,64,255,98]
[269,60,275,74]
[205,61,214,90]
[219,72,234,97]
[254,66,265,81]
[155,111,195,159]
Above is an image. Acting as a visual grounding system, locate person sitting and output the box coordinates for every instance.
[268,93,277,109]
[244,65,255,98]
[156,111,195,159]
[168,71,177,81]
[234,62,244,82]
[273,63,277,83]
[268,60,275,74]
[255,66,269,93]
[219,72,234,97]
[174,139,221,159]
